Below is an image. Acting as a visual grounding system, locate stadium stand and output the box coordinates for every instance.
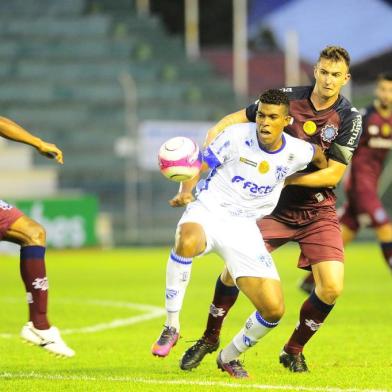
[0,0,240,244]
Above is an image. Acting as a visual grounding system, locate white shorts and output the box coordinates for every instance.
[178,200,280,282]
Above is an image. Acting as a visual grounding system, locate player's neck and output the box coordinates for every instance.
[260,137,283,152]
[310,90,339,111]
[375,100,392,118]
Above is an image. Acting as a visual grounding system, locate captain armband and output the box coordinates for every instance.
[328,143,355,165]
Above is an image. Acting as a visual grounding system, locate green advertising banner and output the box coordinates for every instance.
[10,195,98,248]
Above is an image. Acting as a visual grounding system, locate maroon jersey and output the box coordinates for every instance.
[348,104,392,191]
[246,86,362,224]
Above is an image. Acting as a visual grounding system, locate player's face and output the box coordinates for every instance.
[256,103,291,150]
[375,79,392,109]
[314,58,350,99]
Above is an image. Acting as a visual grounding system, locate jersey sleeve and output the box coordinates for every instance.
[202,128,237,169]
[328,108,362,164]
[288,140,315,175]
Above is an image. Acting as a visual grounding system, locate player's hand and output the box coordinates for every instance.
[169,192,194,207]
[37,141,64,164]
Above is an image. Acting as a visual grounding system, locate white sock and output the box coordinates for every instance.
[221,311,279,362]
[165,249,192,331]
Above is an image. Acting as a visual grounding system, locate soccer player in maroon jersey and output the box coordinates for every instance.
[300,72,392,293]
[178,46,362,373]
[0,116,74,357]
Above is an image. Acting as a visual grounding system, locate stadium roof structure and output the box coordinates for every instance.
[249,0,392,65]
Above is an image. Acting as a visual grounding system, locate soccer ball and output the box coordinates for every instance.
[158,137,202,182]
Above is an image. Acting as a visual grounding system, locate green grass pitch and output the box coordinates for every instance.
[0,244,391,391]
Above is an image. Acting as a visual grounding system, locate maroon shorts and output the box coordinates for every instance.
[257,210,344,270]
[339,191,390,232]
[0,200,24,239]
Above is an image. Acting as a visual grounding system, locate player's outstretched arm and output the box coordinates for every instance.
[203,109,248,148]
[0,116,63,164]
[285,159,347,188]
[169,162,209,207]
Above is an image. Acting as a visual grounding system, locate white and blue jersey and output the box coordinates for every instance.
[197,123,315,220]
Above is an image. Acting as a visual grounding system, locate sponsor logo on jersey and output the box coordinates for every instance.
[231,175,275,195]
[32,277,49,291]
[303,120,317,135]
[347,115,362,146]
[245,138,254,147]
[368,125,379,135]
[305,319,323,331]
[209,303,226,318]
[239,156,257,167]
[320,123,339,142]
[275,165,289,181]
[287,153,295,163]
[258,160,270,174]
[381,123,391,137]
[368,138,392,149]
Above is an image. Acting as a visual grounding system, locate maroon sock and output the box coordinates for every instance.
[285,290,334,355]
[20,246,50,330]
[202,276,239,344]
[380,242,392,271]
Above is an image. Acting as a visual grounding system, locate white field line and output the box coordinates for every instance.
[0,372,388,392]
[0,298,165,338]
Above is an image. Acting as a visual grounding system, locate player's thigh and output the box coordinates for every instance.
[220,266,235,286]
[236,276,284,320]
[339,200,359,236]
[257,216,294,252]
[375,222,392,242]
[0,200,25,241]
[312,261,344,305]
[218,221,280,283]
[340,223,356,245]
[174,222,207,256]
[3,214,45,246]
[297,214,344,269]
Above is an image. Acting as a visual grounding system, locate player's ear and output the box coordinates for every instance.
[342,72,351,86]
[313,64,318,79]
[284,115,291,127]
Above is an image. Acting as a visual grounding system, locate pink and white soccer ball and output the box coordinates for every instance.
[158,137,202,182]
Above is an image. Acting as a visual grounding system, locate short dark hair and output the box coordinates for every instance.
[258,89,289,114]
[377,72,392,82]
[318,46,350,68]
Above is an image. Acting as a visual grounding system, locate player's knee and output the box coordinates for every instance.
[317,282,343,303]
[25,222,46,246]
[260,301,285,322]
[175,232,201,257]
[254,297,284,322]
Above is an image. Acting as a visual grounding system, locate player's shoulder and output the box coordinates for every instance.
[335,95,361,121]
[279,86,313,101]
[283,132,310,149]
[360,104,376,118]
[224,122,256,138]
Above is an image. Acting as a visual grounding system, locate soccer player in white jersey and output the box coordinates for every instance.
[151,89,327,378]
